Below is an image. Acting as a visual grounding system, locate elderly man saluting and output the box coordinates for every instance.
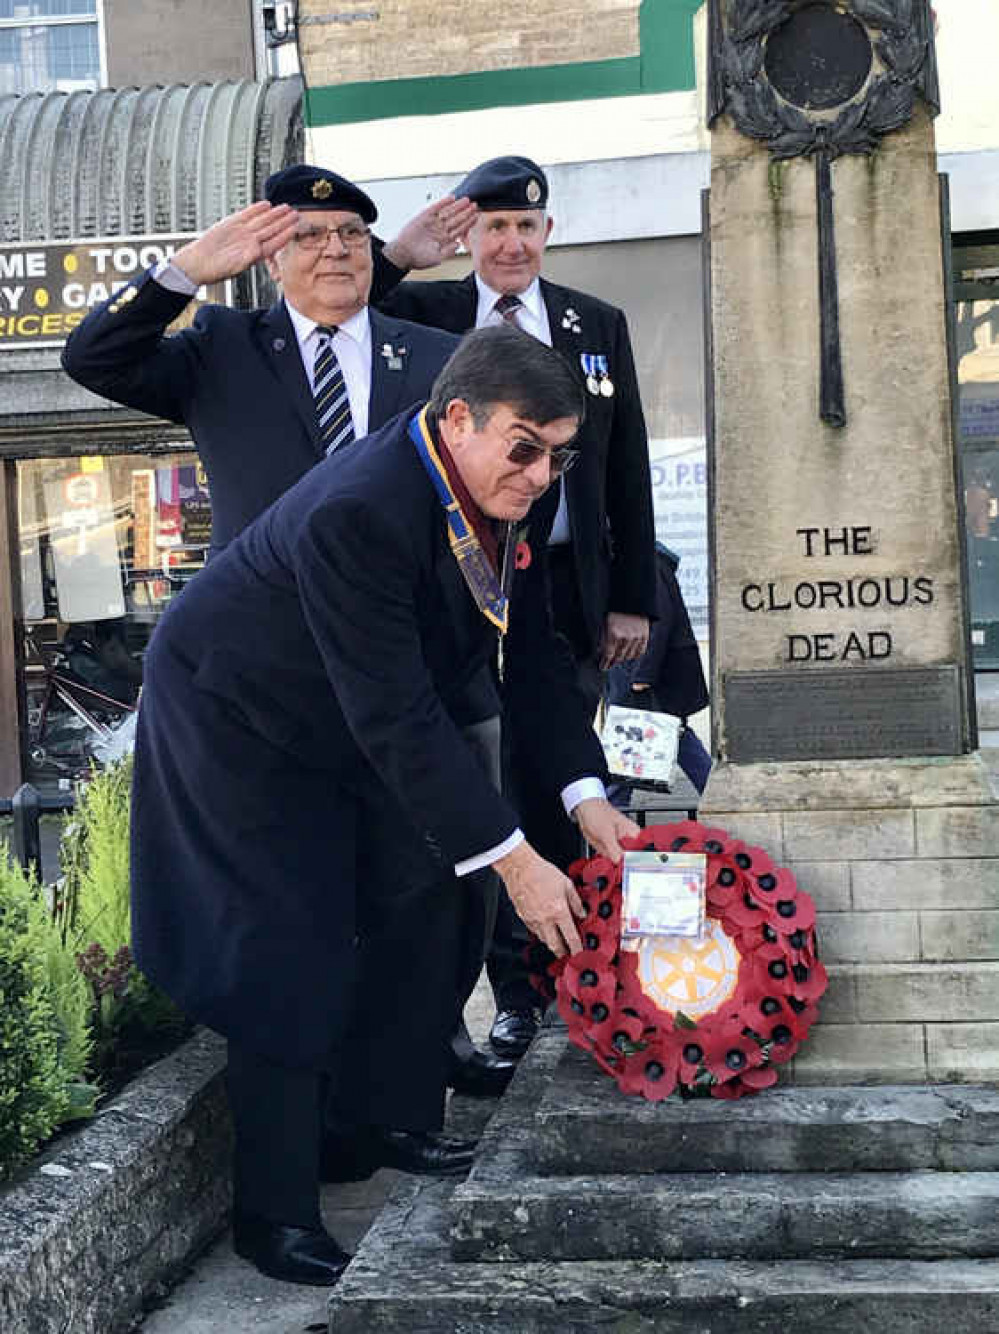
[129,324,639,1285]
[61,164,471,554]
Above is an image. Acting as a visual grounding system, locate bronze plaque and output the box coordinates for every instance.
[724,666,964,762]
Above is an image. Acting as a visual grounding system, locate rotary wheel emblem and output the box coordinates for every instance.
[634,919,741,1020]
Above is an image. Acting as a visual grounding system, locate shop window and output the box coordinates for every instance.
[954,239,999,670]
[17,450,209,794]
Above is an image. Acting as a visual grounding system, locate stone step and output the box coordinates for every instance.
[327,1178,999,1334]
[449,1168,999,1262]
[532,1046,999,1175]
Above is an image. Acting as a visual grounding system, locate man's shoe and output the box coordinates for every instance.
[489,1007,543,1059]
[232,1212,351,1286]
[322,1126,477,1181]
[447,1048,516,1097]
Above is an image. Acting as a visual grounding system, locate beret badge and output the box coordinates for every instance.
[311,179,334,200]
[526,178,542,204]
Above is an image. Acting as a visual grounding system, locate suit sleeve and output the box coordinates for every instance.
[503,541,609,801]
[605,309,658,620]
[293,494,522,865]
[60,269,207,425]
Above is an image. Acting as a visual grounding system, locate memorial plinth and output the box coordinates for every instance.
[328,1027,999,1331]
[700,2,999,1083]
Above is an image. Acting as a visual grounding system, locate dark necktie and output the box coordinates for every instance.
[494,293,523,327]
[313,325,355,455]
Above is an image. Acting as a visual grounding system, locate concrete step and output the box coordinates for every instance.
[327,1177,999,1334]
[532,1046,999,1175]
[449,1168,999,1262]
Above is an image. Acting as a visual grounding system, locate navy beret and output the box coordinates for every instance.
[263,165,377,223]
[455,156,549,212]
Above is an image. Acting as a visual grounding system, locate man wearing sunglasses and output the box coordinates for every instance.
[373,155,658,1063]
[128,325,638,1285]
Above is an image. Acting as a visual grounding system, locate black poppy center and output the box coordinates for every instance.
[598,901,613,920]
[725,1048,747,1070]
[592,1002,609,1022]
[644,1061,665,1081]
[761,997,782,1016]
[580,969,599,987]
[682,1043,704,1065]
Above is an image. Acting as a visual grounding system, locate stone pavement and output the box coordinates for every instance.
[137,977,499,1334]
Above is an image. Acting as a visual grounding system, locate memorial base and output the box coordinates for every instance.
[328,1027,999,1332]
[699,750,999,1084]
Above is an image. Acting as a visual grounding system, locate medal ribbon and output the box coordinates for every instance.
[408,407,511,634]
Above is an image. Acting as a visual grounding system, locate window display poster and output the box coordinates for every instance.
[648,436,708,638]
[44,467,125,622]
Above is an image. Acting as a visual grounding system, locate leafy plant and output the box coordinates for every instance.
[56,756,188,1088]
[0,851,94,1180]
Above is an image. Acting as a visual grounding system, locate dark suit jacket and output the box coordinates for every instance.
[371,263,657,656]
[130,409,606,1065]
[609,545,709,719]
[61,270,459,551]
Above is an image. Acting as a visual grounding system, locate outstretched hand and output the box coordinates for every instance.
[382,195,478,271]
[493,842,586,958]
[171,202,299,287]
[572,798,641,863]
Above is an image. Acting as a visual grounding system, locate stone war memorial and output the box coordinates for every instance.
[327,4,999,1329]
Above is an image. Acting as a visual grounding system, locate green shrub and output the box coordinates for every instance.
[57,756,187,1086]
[0,852,93,1181]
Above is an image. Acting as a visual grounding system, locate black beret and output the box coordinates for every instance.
[263,165,377,223]
[455,155,549,212]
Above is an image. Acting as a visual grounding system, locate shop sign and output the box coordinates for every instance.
[0,236,231,349]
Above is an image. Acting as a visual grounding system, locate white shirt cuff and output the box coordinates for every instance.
[152,257,198,296]
[455,828,524,878]
[561,777,607,817]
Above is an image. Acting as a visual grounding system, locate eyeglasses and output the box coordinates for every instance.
[506,436,580,476]
[293,222,371,251]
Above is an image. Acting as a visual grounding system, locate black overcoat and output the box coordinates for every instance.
[61,271,458,551]
[370,265,657,655]
[130,410,606,1067]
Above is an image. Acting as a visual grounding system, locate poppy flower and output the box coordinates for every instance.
[701,1024,765,1083]
[514,540,532,569]
[618,1039,679,1102]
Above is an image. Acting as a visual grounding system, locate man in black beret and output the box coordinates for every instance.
[372,153,658,1064]
[62,164,476,554]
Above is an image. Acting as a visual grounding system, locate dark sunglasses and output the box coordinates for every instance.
[506,438,580,476]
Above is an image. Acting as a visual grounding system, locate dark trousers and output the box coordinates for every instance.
[226,720,495,1226]
[487,547,601,1012]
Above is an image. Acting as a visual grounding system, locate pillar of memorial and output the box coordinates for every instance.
[699,0,999,1082]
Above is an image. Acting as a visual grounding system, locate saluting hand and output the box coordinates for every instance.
[493,842,586,958]
[382,195,478,271]
[171,202,300,287]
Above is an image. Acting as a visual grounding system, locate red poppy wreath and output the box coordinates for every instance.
[536,820,828,1101]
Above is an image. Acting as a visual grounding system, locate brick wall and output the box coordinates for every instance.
[299,0,641,87]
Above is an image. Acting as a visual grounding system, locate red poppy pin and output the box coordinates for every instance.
[514,540,532,570]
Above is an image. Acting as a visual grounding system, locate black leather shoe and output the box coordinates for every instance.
[322,1126,477,1182]
[447,1048,516,1097]
[232,1212,351,1286]
[489,1007,543,1059]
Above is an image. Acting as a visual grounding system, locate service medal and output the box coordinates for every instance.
[600,377,615,397]
[586,374,601,396]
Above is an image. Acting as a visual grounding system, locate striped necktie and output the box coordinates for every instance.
[313,325,355,455]
[494,293,523,327]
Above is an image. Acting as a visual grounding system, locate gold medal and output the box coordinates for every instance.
[600,376,615,398]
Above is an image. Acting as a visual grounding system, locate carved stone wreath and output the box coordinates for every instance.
[707,0,940,161]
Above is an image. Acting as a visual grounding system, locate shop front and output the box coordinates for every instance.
[0,76,301,799]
